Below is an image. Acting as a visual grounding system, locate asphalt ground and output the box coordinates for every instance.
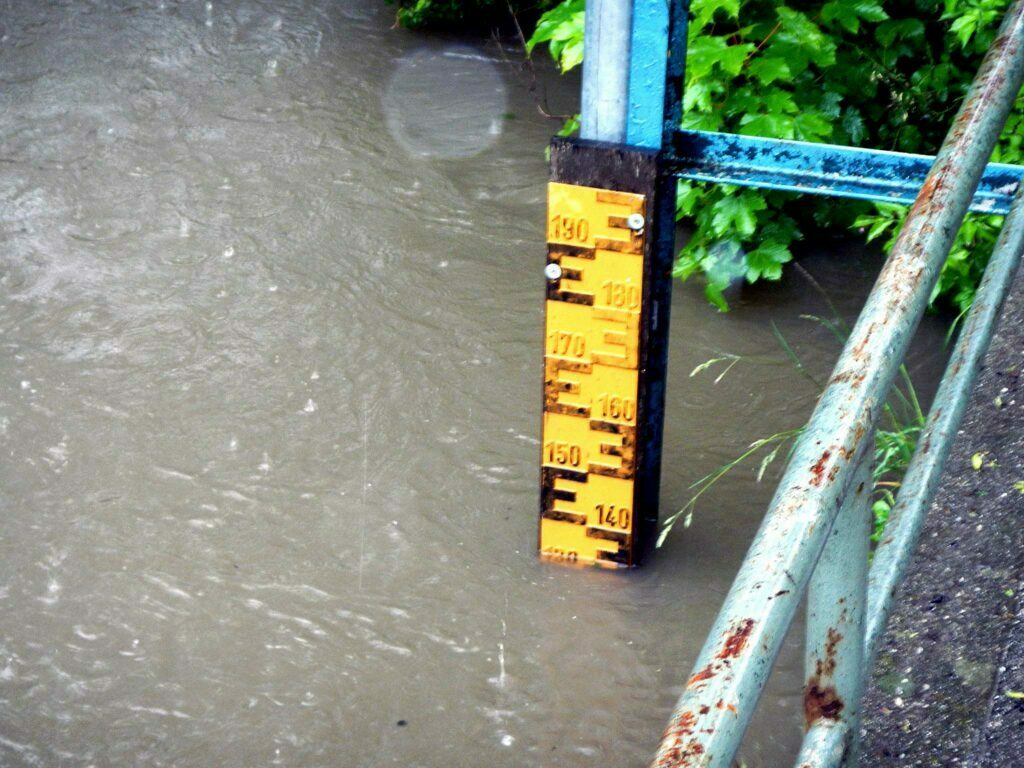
[861,265,1024,766]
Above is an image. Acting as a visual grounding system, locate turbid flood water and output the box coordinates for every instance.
[0,2,950,766]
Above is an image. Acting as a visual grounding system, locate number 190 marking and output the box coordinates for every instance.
[550,215,589,243]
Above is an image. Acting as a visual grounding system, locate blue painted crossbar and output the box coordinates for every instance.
[667,129,1024,215]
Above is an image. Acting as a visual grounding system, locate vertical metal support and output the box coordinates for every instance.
[540,141,672,567]
[580,0,634,142]
[800,452,871,767]
[541,2,683,566]
[625,0,669,148]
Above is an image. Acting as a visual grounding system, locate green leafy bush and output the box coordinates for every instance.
[528,0,1024,312]
[388,0,556,32]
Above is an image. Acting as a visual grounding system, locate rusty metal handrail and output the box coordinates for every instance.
[650,3,1024,766]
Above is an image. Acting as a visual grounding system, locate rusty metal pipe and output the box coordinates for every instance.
[803,455,871,767]
[651,3,1024,765]
[865,182,1024,665]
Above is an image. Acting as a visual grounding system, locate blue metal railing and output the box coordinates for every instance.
[574,1,1024,765]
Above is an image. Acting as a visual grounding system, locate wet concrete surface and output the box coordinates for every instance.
[861,266,1024,766]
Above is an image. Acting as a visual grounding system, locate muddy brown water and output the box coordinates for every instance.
[0,2,949,766]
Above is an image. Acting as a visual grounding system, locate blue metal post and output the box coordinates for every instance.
[800,454,871,767]
[668,129,1024,214]
[580,0,633,142]
[625,0,670,148]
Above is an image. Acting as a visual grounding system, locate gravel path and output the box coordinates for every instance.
[861,266,1024,766]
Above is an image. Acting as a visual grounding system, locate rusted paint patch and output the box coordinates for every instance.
[687,665,714,689]
[824,627,842,675]
[655,711,706,768]
[830,369,866,389]
[716,618,756,660]
[809,450,831,487]
[851,321,879,360]
[812,626,843,680]
[654,740,705,768]
[804,680,844,727]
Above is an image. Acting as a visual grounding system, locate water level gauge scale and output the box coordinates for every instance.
[540,182,648,568]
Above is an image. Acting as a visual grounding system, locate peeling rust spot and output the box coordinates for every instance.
[687,665,714,689]
[716,618,755,660]
[825,627,842,665]
[656,711,706,768]
[804,680,845,727]
[851,321,879,360]
[813,627,843,680]
[810,450,832,487]
[655,740,704,767]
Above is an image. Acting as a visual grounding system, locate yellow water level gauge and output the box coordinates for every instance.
[539,181,649,568]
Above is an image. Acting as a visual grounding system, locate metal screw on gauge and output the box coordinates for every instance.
[627,213,645,231]
[544,262,563,281]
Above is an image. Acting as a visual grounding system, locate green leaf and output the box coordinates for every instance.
[711,193,767,238]
[774,8,837,69]
[683,80,716,113]
[526,0,581,51]
[739,113,796,139]
[795,110,833,142]
[676,181,703,219]
[526,0,585,71]
[718,43,756,76]
[558,38,583,72]
[842,107,867,144]
[822,0,888,33]
[745,240,793,282]
[690,0,739,28]
[686,35,729,80]
[748,55,791,85]
[876,18,925,47]
[705,282,729,312]
[556,114,580,138]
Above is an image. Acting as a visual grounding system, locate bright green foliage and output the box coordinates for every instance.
[526,0,584,72]
[529,0,1024,313]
